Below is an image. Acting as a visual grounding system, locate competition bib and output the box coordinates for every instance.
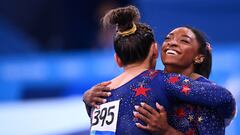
[90,100,120,135]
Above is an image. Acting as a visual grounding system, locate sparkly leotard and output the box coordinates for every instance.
[88,70,235,135]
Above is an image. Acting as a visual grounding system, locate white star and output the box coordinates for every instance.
[184,79,190,83]
[198,116,203,123]
[188,115,194,121]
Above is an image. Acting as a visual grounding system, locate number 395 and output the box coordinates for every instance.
[92,105,115,126]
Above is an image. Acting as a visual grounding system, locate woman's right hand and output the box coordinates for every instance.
[83,81,112,108]
[134,102,184,135]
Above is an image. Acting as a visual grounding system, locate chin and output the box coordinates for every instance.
[162,57,178,64]
[162,60,180,66]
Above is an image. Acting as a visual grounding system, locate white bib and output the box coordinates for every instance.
[90,100,120,135]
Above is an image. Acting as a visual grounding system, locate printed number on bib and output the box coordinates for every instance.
[90,100,120,134]
[92,105,115,126]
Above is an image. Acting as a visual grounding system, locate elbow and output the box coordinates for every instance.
[218,90,236,121]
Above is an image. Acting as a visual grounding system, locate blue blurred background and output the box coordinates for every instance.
[0,0,239,134]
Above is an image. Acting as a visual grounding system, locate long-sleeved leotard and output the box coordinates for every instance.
[162,72,235,120]
[168,76,236,135]
[87,69,235,135]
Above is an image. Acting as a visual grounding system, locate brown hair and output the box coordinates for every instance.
[102,5,155,66]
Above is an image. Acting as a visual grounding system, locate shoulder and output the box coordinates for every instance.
[144,69,164,79]
[196,76,214,84]
[196,76,209,82]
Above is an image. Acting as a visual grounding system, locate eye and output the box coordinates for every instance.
[181,39,190,44]
[164,37,170,40]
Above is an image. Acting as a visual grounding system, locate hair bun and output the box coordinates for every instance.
[102,5,140,32]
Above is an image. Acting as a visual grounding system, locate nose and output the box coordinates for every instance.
[167,38,178,47]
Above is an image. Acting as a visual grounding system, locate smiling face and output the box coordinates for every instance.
[161,27,200,69]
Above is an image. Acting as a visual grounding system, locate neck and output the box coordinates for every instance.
[164,64,194,77]
[108,61,150,89]
[123,61,150,74]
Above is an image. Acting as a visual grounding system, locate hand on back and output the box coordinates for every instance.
[83,81,112,108]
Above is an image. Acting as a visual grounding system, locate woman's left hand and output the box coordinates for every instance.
[133,102,172,135]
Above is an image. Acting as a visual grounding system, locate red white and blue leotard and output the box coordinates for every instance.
[87,69,235,135]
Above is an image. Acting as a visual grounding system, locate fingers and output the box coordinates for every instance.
[90,97,107,109]
[95,91,111,97]
[156,102,166,115]
[89,91,110,106]
[134,102,169,133]
[140,102,159,116]
[83,81,112,109]
[135,105,152,118]
[133,111,150,124]
[94,85,111,92]
[92,97,107,104]
[91,102,100,109]
[99,81,112,86]
[136,123,149,130]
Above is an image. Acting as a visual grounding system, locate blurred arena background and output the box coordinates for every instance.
[0,0,240,134]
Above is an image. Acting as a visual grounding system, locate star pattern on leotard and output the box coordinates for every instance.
[176,107,186,117]
[188,115,194,122]
[168,76,179,84]
[198,116,203,123]
[132,84,150,97]
[181,85,191,95]
[183,79,190,83]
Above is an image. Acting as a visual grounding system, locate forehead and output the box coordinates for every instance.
[169,27,196,39]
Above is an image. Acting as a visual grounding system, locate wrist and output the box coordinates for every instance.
[162,124,172,135]
[151,123,172,135]
[163,125,183,135]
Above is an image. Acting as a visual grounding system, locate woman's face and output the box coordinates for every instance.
[161,27,200,68]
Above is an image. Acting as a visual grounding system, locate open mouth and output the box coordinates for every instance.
[166,49,178,55]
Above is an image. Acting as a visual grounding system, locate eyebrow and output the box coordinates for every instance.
[182,34,192,39]
[167,33,192,39]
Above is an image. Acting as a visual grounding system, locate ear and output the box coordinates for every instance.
[114,53,123,67]
[151,42,159,59]
[194,54,205,64]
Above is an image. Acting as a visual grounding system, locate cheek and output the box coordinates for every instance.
[161,49,167,63]
[180,54,194,64]
[161,44,165,52]
[179,47,196,64]
[160,43,167,57]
